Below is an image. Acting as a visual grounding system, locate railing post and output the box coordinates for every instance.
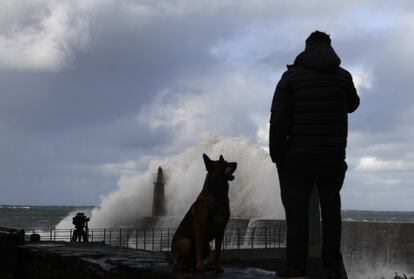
[144,230,147,250]
[167,228,170,251]
[91,230,94,242]
[109,230,112,245]
[278,226,281,247]
[136,229,139,249]
[50,229,52,241]
[119,228,122,247]
[104,229,106,244]
[160,229,163,251]
[251,227,254,249]
[271,226,274,247]
[237,228,240,249]
[264,227,268,248]
[152,228,155,250]
[70,229,72,241]
[270,226,273,247]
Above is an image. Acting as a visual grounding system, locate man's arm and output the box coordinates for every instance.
[269,71,291,165]
[346,72,360,113]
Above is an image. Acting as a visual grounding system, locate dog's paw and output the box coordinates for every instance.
[205,262,216,271]
[215,265,224,273]
[196,263,205,273]
[214,262,224,273]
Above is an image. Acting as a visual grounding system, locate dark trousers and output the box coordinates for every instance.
[277,158,347,271]
[71,228,88,242]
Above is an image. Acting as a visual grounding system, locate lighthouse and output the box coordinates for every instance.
[152,166,166,216]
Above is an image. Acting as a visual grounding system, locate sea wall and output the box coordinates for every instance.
[8,222,414,278]
[342,222,414,273]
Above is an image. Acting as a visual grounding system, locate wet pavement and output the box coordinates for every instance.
[19,242,328,278]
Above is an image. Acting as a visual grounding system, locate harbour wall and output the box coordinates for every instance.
[3,221,414,277]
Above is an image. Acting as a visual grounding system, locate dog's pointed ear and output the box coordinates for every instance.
[203,154,211,171]
[219,155,224,162]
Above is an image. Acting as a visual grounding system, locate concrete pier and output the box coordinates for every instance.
[16,242,327,279]
[18,242,274,278]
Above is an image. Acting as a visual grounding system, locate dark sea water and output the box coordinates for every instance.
[342,209,414,223]
[1,205,414,229]
[0,205,94,229]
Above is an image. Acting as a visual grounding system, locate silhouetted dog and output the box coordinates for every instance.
[170,154,237,273]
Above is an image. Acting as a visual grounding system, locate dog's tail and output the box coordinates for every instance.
[166,251,174,265]
[165,252,173,265]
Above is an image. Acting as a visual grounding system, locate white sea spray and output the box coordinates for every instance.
[56,135,284,229]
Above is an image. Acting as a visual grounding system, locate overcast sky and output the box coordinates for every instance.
[1,0,413,211]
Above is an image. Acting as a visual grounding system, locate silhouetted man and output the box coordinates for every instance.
[71,212,90,242]
[269,31,359,279]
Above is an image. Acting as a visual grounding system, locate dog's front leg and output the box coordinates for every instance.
[194,206,208,272]
[195,228,205,272]
[214,230,225,273]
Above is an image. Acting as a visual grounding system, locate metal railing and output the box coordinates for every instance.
[25,225,286,251]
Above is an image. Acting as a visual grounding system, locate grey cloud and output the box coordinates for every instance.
[0,1,91,71]
[0,0,413,208]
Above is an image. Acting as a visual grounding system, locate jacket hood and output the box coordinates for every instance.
[293,43,341,71]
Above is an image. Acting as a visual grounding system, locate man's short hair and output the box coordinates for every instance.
[306,31,331,49]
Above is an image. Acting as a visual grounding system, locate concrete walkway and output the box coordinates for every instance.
[18,242,328,279]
